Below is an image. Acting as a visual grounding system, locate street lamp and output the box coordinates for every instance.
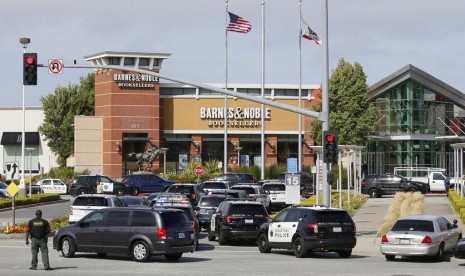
[159,148,169,175]
[19,37,30,197]
[25,148,34,197]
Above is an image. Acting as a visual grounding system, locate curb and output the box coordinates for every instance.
[0,199,70,213]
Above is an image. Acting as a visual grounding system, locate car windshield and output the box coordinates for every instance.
[160,212,191,229]
[199,196,226,207]
[167,185,192,194]
[391,219,434,232]
[314,211,352,222]
[263,184,285,192]
[231,187,256,194]
[202,182,227,189]
[73,197,106,206]
[120,197,149,206]
[230,204,266,217]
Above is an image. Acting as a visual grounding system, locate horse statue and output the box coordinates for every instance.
[127,146,161,171]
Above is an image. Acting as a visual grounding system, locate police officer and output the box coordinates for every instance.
[26,210,53,271]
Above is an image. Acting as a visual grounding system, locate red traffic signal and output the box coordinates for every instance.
[23,53,37,85]
[325,134,335,143]
[323,130,338,164]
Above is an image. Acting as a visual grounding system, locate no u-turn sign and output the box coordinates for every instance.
[49,59,63,74]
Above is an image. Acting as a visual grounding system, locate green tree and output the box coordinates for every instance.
[38,73,95,167]
[310,59,378,145]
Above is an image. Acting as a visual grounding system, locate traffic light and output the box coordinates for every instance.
[23,53,37,85]
[323,130,338,164]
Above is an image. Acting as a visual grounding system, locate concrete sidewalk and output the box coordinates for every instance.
[351,194,463,257]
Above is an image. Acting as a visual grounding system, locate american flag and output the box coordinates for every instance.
[227,12,252,34]
[301,17,322,45]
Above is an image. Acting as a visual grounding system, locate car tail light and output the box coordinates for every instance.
[157,228,167,240]
[264,217,269,223]
[308,223,318,235]
[191,194,196,200]
[422,236,432,244]
[225,215,232,224]
[361,179,366,188]
[381,235,388,243]
[190,220,196,230]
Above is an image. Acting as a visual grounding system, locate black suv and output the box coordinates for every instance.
[215,173,257,186]
[257,206,356,258]
[164,183,205,207]
[53,207,195,262]
[122,173,175,195]
[208,200,269,245]
[361,174,429,198]
[195,194,228,230]
[69,175,132,197]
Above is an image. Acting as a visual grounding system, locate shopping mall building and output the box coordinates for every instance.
[1,51,464,178]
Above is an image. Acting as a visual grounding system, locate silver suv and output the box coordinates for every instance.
[230,185,271,211]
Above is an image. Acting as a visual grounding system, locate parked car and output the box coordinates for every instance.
[208,200,269,245]
[54,207,195,262]
[122,173,176,195]
[0,182,8,194]
[230,184,271,211]
[68,194,123,224]
[118,196,150,207]
[195,194,228,230]
[215,173,257,186]
[151,197,200,251]
[164,183,205,207]
[257,206,357,258]
[262,181,288,210]
[38,179,68,194]
[200,181,230,194]
[361,174,429,198]
[380,214,462,261]
[69,175,133,197]
[0,190,10,198]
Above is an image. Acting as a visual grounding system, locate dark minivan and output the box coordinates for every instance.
[53,207,195,262]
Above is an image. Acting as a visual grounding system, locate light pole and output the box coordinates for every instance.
[237,147,243,167]
[19,37,30,197]
[25,148,34,197]
[159,148,169,175]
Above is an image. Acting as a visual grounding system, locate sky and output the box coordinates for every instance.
[1,0,464,107]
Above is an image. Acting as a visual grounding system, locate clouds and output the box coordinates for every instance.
[1,0,464,107]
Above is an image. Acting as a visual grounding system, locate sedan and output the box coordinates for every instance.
[380,215,462,261]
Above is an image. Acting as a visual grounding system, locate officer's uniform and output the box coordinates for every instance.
[27,217,51,270]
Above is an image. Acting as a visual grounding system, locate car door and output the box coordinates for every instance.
[52,179,67,194]
[99,176,114,193]
[101,209,131,253]
[380,175,395,194]
[74,210,105,252]
[40,179,52,193]
[268,209,289,244]
[439,217,459,251]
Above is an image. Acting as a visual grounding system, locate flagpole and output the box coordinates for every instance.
[298,0,303,172]
[260,0,266,180]
[224,0,229,173]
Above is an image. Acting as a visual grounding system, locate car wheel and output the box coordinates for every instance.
[338,249,352,258]
[130,187,139,196]
[434,243,444,261]
[164,253,183,261]
[293,237,308,258]
[77,188,87,195]
[368,189,378,198]
[114,188,125,196]
[131,241,151,262]
[257,233,271,253]
[384,254,395,261]
[208,230,216,241]
[61,237,76,258]
[218,229,227,245]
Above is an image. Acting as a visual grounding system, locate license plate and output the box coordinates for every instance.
[200,209,209,214]
[399,239,409,245]
[178,232,185,238]
[245,219,253,224]
[333,227,342,232]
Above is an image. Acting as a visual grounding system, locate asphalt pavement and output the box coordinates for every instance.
[352,193,464,257]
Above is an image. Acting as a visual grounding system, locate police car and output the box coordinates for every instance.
[38,179,69,194]
[257,206,356,258]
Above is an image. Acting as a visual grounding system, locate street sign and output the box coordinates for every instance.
[194,166,203,176]
[48,59,63,74]
[284,173,301,204]
[6,183,20,197]
[287,158,298,173]
[5,162,19,180]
